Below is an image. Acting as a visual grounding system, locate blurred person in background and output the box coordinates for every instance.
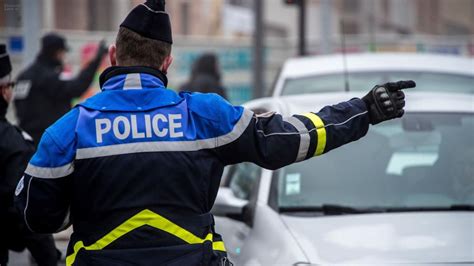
[180,53,228,99]
[14,33,108,146]
[0,44,58,266]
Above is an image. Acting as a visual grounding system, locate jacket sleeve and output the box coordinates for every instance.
[214,98,370,170]
[0,127,33,215]
[14,109,78,233]
[43,54,103,100]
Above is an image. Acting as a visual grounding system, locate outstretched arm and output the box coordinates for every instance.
[44,42,108,100]
[215,80,415,170]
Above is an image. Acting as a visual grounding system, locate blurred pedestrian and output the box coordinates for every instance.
[180,53,228,99]
[14,33,108,145]
[0,44,58,266]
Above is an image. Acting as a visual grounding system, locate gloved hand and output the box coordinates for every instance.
[362,80,416,125]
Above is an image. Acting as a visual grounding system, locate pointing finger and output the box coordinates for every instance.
[397,80,416,90]
[385,80,416,92]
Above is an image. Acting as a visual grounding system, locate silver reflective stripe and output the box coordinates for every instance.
[76,109,254,159]
[25,163,74,179]
[24,177,34,232]
[123,73,142,90]
[284,116,310,162]
[323,111,368,128]
[141,3,168,14]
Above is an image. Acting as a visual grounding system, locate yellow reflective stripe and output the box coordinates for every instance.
[66,241,84,266]
[66,209,222,266]
[302,113,327,156]
[212,241,227,252]
[146,211,205,244]
[205,233,213,242]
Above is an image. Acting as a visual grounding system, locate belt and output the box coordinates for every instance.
[66,209,225,266]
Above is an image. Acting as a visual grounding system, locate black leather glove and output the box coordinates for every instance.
[362,80,416,125]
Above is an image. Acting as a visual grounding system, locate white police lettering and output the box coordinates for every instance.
[144,114,152,138]
[113,116,131,140]
[95,114,183,143]
[169,114,184,138]
[152,114,168,137]
[96,119,111,143]
[131,115,145,139]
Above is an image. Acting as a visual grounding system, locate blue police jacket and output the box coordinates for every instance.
[15,66,370,265]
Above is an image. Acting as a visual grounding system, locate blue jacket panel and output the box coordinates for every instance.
[28,108,79,170]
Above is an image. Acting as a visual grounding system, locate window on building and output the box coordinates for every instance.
[88,0,114,31]
[342,0,360,13]
[227,0,253,8]
[444,21,470,35]
[180,2,190,35]
[341,20,359,34]
[1,1,22,28]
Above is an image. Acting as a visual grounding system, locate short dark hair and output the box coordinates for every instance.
[116,27,171,69]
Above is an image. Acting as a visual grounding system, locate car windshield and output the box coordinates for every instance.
[273,113,474,210]
[282,72,474,95]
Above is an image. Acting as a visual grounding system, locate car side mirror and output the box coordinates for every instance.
[211,187,248,221]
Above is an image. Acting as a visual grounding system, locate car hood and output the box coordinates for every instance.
[280,212,474,265]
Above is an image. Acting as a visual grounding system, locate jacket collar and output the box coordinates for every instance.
[79,66,181,112]
[99,66,168,88]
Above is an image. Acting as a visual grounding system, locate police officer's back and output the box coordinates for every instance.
[14,33,107,145]
[14,1,415,265]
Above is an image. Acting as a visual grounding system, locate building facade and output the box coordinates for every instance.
[1,0,473,38]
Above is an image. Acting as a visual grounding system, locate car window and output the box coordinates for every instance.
[282,72,474,95]
[228,163,261,200]
[274,113,474,208]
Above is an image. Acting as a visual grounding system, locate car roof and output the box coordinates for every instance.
[280,53,474,79]
[244,92,474,116]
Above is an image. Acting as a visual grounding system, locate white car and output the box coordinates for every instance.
[272,53,474,96]
[212,92,474,265]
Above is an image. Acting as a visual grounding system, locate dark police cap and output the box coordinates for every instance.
[41,33,69,53]
[0,44,12,79]
[120,0,172,44]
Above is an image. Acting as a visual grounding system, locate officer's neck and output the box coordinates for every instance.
[99,66,168,88]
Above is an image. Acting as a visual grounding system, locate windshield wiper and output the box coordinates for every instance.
[279,204,385,215]
[383,205,474,212]
[279,204,474,215]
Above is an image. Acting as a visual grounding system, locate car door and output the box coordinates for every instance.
[214,162,261,260]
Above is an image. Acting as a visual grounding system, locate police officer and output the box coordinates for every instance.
[14,1,415,265]
[14,33,108,145]
[0,44,58,266]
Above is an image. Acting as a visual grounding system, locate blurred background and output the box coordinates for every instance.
[1,1,473,264]
[1,0,473,106]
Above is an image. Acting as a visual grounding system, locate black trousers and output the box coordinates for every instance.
[0,247,8,266]
[0,233,57,266]
[24,234,58,266]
